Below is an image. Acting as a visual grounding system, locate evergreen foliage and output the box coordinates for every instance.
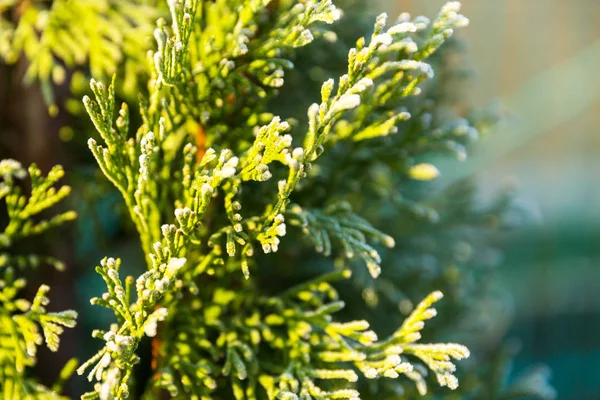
[0,1,557,399]
[0,0,161,111]
[76,2,477,398]
[0,160,77,398]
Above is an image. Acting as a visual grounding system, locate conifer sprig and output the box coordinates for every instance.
[1,161,76,249]
[253,3,472,273]
[150,270,467,399]
[287,203,395,278]
[77,257,186,399]
[0,159,77,398]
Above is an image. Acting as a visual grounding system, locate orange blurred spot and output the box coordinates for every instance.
[226,93,237,105]
[196,123,206,164]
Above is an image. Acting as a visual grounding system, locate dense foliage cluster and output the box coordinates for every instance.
[0,0,555,399]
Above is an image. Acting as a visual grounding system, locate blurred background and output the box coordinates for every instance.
[1,1,599,398]
[380,0,600,398]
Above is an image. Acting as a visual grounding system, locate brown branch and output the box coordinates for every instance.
[195,123,206,163]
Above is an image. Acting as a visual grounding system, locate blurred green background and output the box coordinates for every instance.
[378,1,600,398]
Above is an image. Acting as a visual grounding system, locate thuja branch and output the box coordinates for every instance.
[78,1,479,399]
[0,159,77,398]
